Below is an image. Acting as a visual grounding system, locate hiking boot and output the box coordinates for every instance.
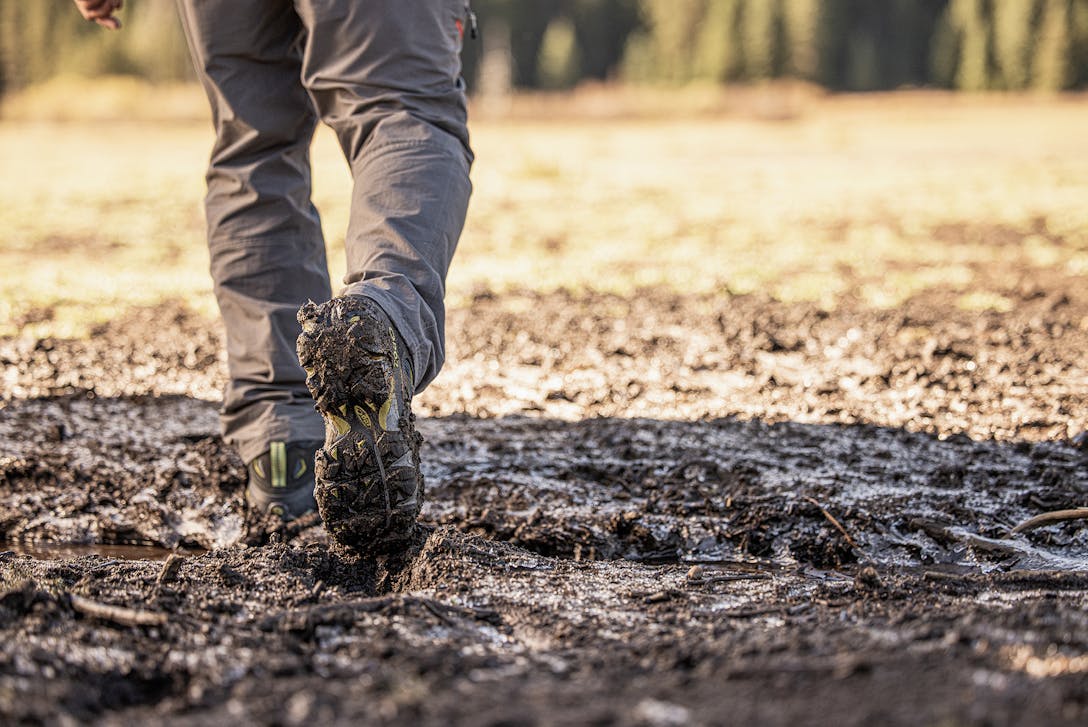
[245,440,321,519]
[296,295,423,555]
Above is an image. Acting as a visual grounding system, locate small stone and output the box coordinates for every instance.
[286,692,316,725]
[856,565,882,589]
[633,698,690,727]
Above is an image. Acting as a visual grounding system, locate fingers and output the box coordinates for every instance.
[77,0,114,16]
[75,0,122,29]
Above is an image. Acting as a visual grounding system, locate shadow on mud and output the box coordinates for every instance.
[2,393,1085,574]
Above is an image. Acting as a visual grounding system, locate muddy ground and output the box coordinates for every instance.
[2,281,1088,725]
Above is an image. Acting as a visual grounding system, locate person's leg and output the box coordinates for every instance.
[294,0,474,392]
[291,0,473,551]
[176,0,331,466]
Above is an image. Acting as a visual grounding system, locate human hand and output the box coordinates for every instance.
[73,0,124,30]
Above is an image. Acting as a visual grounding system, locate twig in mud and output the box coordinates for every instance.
[70,594,167,627]
[643,589,683,604]
[697,573,773,586]
[682,557,779,570]
[804,497,858,550]
[959,533,1021,556]
[1008,508,1088,537]
[397,597,501,627]
[710,573,773,583]
[420,599,459,628]
[720,605,787,619]
[259,595,502,634]
[923,570,977,584]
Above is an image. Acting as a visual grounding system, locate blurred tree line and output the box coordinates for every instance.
[2,0,1088,96]
[621,0,1088,90]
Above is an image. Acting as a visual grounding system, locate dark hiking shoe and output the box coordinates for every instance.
[296,295,423,555]
[245,440,321,519]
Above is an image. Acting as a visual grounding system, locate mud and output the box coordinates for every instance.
[2,284,1088,724]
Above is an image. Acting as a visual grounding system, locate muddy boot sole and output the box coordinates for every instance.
[296,296,422,555]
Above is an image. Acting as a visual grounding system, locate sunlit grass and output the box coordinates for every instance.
[3,90,1088,337]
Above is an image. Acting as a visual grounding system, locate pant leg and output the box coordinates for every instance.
[176,0,330,464]
[294,0,474,392]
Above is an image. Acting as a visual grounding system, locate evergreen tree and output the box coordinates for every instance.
[693,0,741,82]
[538,16,582,88]
[505,0,563,87]
[993,0,1037,89]
[1073,0,1088,86]
[1033,0,1072,90]
[781,0,820,80]
[934,0,994,90]
[569,0,642,81]
[738,0,781,80]
[640,0,708,81]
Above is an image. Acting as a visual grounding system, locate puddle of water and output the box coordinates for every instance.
[1,542,205,562]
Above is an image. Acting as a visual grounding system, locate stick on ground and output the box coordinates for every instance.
[1009,508,1088,536]
[804,496,858,550]
[70,594,167,627]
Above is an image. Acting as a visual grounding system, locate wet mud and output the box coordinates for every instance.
[2,286,1088,724]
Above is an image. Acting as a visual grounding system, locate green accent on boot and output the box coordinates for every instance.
[270,441,287,488]
[246,440,321,520]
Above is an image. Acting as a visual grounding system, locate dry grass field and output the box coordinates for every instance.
[4,87,1087,338]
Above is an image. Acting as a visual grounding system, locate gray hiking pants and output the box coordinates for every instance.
[176,0,473,464]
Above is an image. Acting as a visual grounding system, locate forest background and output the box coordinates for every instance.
[3,0,1088,98]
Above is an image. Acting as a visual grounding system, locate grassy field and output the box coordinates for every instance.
[3,87,1088,338]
